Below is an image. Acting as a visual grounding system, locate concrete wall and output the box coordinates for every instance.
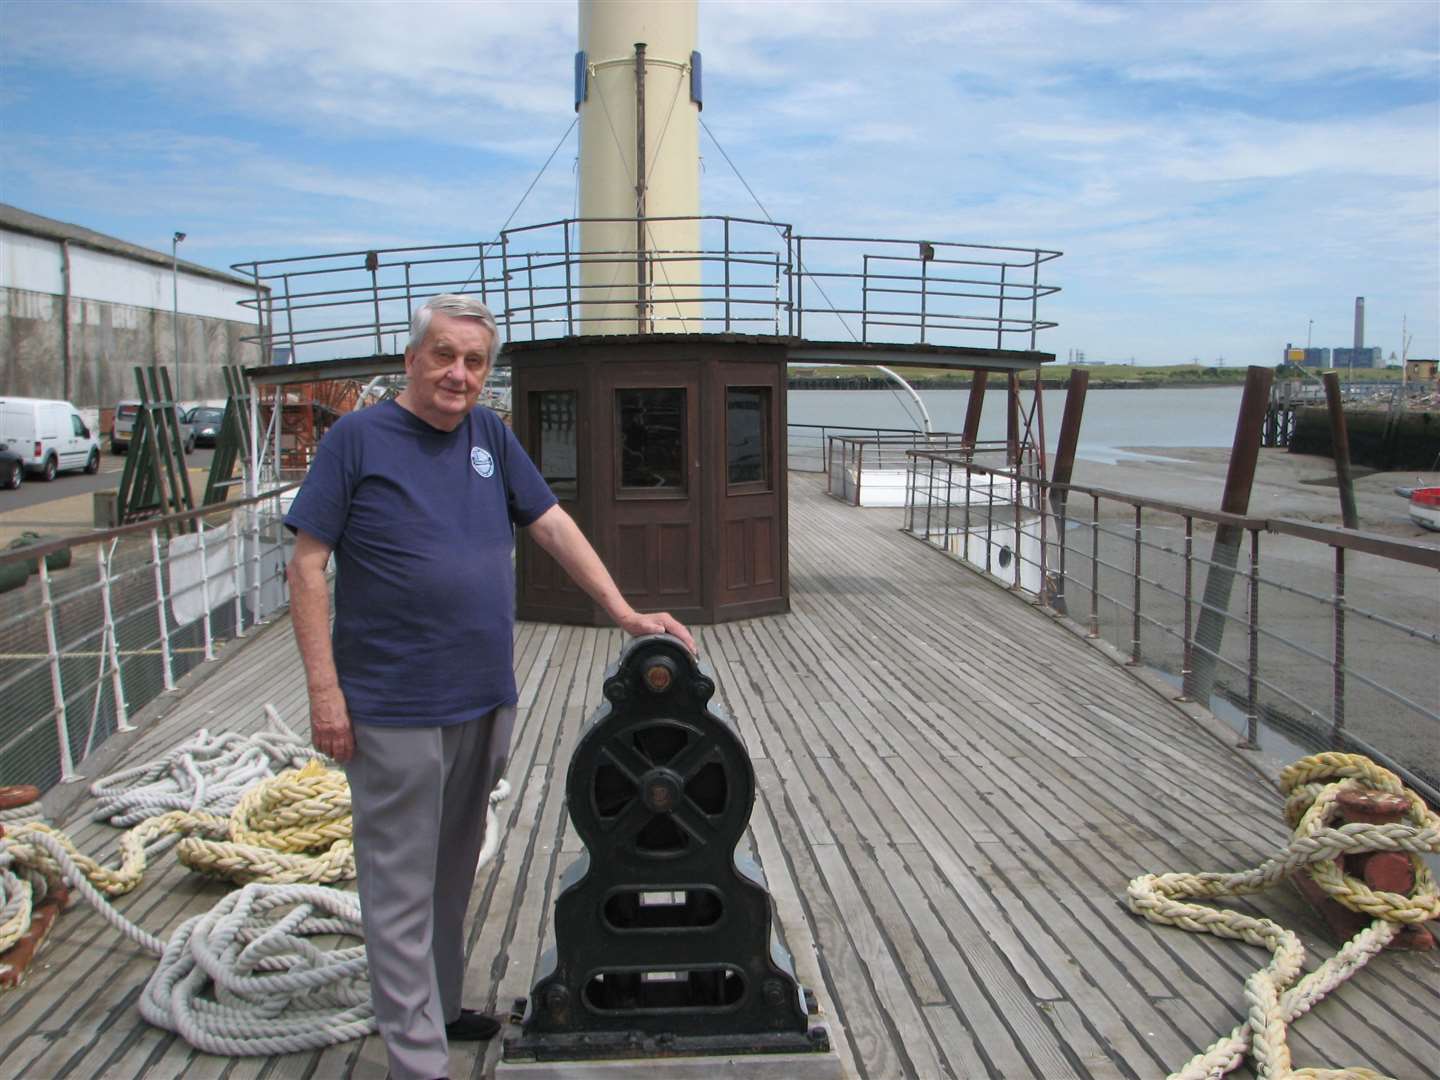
[0,226,262,408]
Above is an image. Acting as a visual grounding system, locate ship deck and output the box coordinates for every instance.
[3,475,1437,1080]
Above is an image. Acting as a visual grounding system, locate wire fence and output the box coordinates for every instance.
[0,486,297,794]
[902,450,1440,804]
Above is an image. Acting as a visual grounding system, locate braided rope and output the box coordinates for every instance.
[0,856,33,954]
[0,802,46,827]
[90,707,312,826]
[4,761,354,895]
[137,883,376,1055]
[3,766,511,1056]
[1126,752,1440,1080]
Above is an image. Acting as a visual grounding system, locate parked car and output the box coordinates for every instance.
[185,405,226,448]
[0,397,100,480]
[0,441,23,490]
[111,399,195,454]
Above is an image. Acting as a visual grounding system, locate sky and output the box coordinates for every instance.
[2,0,1437,366]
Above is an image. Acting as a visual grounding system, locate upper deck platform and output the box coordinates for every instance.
[3,475,1435,1079]
[229,216,1061,372]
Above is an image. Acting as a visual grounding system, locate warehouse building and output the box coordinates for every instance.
[0,203,266,417]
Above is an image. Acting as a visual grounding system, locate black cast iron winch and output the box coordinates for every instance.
[503,634,830,1063]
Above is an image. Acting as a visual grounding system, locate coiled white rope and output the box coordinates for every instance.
[138,883,374,1055]
[90,706,312,826]
[0,803,46,827]
[3,767,512,1054]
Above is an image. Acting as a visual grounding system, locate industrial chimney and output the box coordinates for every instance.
[1353,296,1364,350]
[576,0,701,333]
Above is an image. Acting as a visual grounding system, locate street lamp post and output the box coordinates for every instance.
[172,231,186,404]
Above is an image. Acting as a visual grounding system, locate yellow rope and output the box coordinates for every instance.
[3,761,354,897]
[1126,752,1440,1080]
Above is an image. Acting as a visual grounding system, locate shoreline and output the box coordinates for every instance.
[1071,444,1440,541]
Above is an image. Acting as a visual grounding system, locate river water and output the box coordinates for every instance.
[789,385,1246,463]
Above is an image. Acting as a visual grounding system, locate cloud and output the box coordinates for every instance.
[2,0,1435,362]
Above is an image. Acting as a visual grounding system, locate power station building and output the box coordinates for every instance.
[0,203,265,411]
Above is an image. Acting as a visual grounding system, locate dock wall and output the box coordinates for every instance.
[1289,405,1440,470]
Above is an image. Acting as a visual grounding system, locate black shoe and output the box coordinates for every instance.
[444,1009,501,1041]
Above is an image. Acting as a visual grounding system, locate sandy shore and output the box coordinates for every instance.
[1072,445,1440,541]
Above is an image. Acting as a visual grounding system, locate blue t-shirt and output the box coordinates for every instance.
[284,401,557,727]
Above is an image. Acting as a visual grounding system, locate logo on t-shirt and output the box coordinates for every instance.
[471,446,495,478]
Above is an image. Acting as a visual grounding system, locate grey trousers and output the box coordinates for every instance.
[346,706,516,1080]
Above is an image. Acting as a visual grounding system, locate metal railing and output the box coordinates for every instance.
[232,216,1061,362]
[825,434,1011,506]
[0,486,298,794]
[787,424,944,474]
[903,450,1440,804]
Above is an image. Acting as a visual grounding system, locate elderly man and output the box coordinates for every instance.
[285,294,693,1080]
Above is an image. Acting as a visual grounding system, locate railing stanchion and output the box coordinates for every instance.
[526,252,537,339]
[1130,504,1142,663]
[1332,545,1346,749]
[250,500,264,625]
[795,236,804,339]
[151,526,175,691]
[985,467,996,575]
[563,222,574,334]
[996,263,1007,348]
[230,514,245,638]
[96,542,131,732]
[723,217,732,332]
[197,518,215,662]
[942,457,953,547]
[862,254,870,343]
[1245,529,1261,748]
[1056,492,1067,612]
[501,233,512,329]
[38,558,79,782]
[1012,470,1022,590]
[963,461,972,563]
[1088,493,1100,637]
[1180,516,1193,697]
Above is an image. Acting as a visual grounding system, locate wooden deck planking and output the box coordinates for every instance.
[2,475,1437,1080]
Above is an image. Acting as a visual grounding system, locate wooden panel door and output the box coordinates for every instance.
[715,367,785,612]
[602,365,703,617]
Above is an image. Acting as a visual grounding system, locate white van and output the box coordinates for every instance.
[0,397,101,480]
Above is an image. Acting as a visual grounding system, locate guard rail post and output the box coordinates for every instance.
[962,460,973,563]
[942,459,953,545]
[230,518,245,639]
[1011,474,1022,590]
[38,559,79,782]
[1244,529,1261,748]
[96,542,131,732]
[197,518,214,662]
[1130,505,1142,664]
[150,526,175,691]
[1088,493,1100,638]
[723,218,731,332]
[1331,545,1346,750]
[563,225,574,333]
[1179,517,1193,698]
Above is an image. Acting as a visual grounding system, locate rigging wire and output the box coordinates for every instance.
[458,116,579,293]
[698,116,925,430]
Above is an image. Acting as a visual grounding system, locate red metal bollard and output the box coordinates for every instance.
[0,785,73,989]
[1292,786,1434,951]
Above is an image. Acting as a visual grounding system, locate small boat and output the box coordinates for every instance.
[1409,485,1440,530]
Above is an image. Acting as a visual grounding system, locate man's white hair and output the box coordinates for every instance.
[408,294,500,363]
